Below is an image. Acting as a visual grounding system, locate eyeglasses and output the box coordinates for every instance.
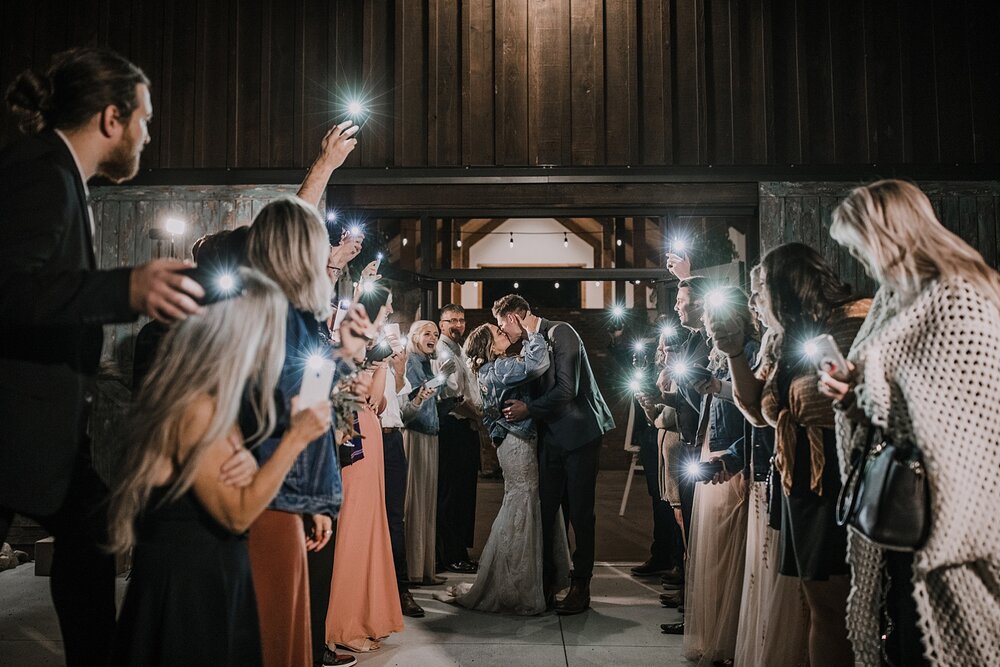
[441,318,466,324]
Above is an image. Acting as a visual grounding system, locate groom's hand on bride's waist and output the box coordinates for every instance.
[502,399,529,421]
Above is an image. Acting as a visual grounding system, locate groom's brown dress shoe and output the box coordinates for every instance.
[555,578,591,615]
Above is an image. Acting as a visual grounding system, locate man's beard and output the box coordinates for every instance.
[97,134,141,183]
[447,328,466,345]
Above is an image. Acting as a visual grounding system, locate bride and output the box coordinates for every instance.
[435,317,569,615]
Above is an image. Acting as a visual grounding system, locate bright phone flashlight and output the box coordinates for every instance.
[306,354,325,371]
[217,273,235,293]
[347,100,365,116]
[611,305,625,319]
[672,238,688,254]
[803,341,819,359]
[164,217,186,236]
[660,324,677,339]
[632,341,645,353]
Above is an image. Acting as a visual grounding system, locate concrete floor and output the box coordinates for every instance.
[0,471,676,666]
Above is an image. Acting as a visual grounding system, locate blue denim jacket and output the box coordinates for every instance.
[403,353,439,435]
[253,306,343,517]
[478,331,550,442]
[706,338,758,455]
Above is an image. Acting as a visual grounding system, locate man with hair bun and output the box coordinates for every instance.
[0,47,203,665]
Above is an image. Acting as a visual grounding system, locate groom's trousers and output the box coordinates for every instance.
[539,434,602,586]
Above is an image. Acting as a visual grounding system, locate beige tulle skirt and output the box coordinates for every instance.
[683,444,748,665]
[734,482,810,667]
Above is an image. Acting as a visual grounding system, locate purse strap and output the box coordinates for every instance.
[835,424,881,526]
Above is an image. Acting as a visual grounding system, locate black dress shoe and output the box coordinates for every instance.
[659,591,682,608]
[445,560,478,574]
[661,622,684,635]
[630,559,673,576]
[400,590,425,618]
[660,567,684,586]
[555,578,591,615]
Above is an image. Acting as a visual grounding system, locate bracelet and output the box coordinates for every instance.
[327,266,343,277]
[726,350,744,360]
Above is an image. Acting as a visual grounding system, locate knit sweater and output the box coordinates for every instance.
[837,279,1000,665]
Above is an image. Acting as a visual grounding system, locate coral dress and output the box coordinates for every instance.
[326,407,403,647]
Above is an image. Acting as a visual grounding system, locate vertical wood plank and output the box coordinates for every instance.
[195,0,230,167]
[229,0,263,167]
[638,0,672,164]
[298,0,330,165]
[495,0,529,164]
[161,0,198,168]
[428,0,462,165]
[706,0,734,163]
[394,0,427,166]
[966,1,1000,163]
[569,0,605,165]
[802,0,835,162]
[362,0,394,166]
[828,0,871,163]
[528,0,571,164]
[673,0,708,164]
[902,0,940,163]
[931,0,974,163]
[131,0,164,167]
[770,0,807,163]
[266,0,296,167]
[977,195,997,268]
[868,0,906,163]
[462,0,495,165]
[604,0,639,165]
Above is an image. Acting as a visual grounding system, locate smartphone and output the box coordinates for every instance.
[331,299,351,332]
[298,357,336,410]
[365,340,394,364]
[178,266,243,305]
[424,375,447,390]
[373,252,384,274]
[687,459,724,483]
[806,334,849,381]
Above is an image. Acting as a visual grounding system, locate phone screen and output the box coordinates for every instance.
[298,358,336,410]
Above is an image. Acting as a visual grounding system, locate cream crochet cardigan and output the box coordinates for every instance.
[837,278,1000,665]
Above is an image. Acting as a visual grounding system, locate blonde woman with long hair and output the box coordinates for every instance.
[109,269,332,666]
[244,196,345,667]
[402,321,446,584]
[821,180,1000,665]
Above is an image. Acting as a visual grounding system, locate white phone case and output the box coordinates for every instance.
[298,359,336,410]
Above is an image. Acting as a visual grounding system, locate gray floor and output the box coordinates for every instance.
[0,471,680,666]
[0,564,685,666]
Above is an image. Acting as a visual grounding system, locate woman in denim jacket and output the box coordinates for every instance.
[243,197,344,667]
[402,320,445,584]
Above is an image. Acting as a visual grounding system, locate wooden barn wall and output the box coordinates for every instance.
[759,181,1000,297]
[88,184,317,378]
[1,0,997,170]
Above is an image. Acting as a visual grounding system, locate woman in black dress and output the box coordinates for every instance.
[107,269,334,666]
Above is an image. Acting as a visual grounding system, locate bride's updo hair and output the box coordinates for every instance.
[464,324,496,374]
[5,47,148,135]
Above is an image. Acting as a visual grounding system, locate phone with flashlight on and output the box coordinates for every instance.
[298,356,336,410]
[685,459,725,483]
[178,266,244,305]
[804,334,850,382]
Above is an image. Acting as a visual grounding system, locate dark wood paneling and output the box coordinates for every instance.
[761,181,1000,298]
[569,0,604,166]
[527,0,571,165]
[495,0,529,164]
[604,0,639,165]
[428,0,462,165]
[394,0,426,167]
[462,0,495,164]
[1,1,995,170]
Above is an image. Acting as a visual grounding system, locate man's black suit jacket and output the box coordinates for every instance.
[0,131,135,516]
[528,318,615,449]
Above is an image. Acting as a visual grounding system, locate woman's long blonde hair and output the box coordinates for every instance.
[246,196,333,320]
[407,320,438,358]
[108,269,288,553]
[831,179,1000,306]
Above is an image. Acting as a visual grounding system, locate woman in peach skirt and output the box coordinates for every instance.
[326,398,403,652]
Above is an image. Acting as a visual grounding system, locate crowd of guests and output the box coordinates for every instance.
[2,46,1000,667]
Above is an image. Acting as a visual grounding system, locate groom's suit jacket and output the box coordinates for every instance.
[528,318,615,449]
[0,131,135,518]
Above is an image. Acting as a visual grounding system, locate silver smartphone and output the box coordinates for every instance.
[806,334,849,381]
[298,358,336,410]
[424,375,447,390]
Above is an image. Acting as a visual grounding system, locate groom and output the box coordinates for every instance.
[493,295,615,614]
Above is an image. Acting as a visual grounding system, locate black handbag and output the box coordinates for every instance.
[836,426,931,552]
